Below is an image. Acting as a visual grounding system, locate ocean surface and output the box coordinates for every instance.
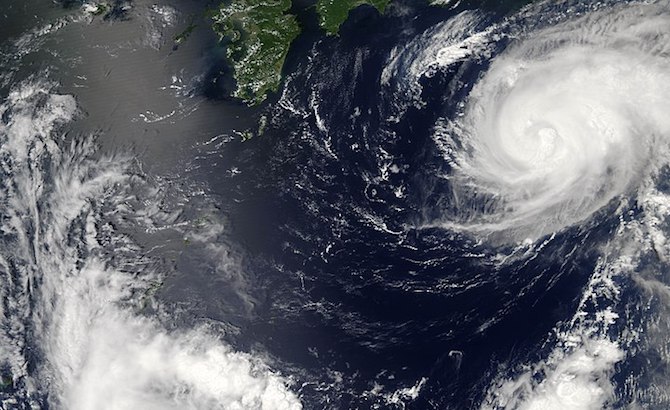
[1,0,669,409]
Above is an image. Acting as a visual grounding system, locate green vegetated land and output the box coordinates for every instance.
[210,0,388,105]
[210,0,301,105]
[210,0,530,105]
[315,0,390,35]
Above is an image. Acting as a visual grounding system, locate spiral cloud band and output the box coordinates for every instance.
[423,1,670,242]
[381,1,670,407]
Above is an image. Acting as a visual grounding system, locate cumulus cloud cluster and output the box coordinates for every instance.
[0,81,301,409]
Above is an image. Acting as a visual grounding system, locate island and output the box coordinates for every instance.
[315,0,390,35]
[209,0,300,105]
[210,0,388,105]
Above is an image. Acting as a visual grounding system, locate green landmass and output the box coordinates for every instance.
[92,4,109,16]
[139,280,163,311]
[83,2,109,16]
[315,0,389,35]
[210,0,301,105]
[174,22,197,46]
[210,0,530,107]
[210,0,390,105]
[0,373,12,390]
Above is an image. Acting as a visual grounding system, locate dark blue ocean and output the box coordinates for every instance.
[0,0,668,409]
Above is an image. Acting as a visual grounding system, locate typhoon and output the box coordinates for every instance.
[272,0,670,407]
[1,0,670,409]
[380,0,670,408]
[433,3,670,242]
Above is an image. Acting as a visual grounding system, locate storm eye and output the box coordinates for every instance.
[3,1,669,409]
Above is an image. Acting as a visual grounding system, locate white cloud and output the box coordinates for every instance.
[483,339,623,410]
[0,80,302,409]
